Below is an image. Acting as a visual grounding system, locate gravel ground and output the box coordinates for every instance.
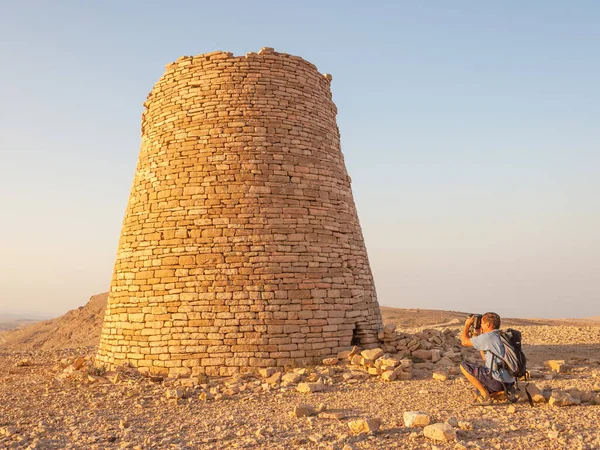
[1,324,599,450]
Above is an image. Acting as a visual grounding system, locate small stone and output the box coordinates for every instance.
[360,357,374,367]
[381,370,396,381]
[337,350,352,359]
[72,357,86,370]
[348,418,381,435]
[396,370,413,380]
[507,405,516,414]
[380,357,401,367]
[165,388,184,399]
[525,383,546,403]
[265,372,282,384]
[367,367,381,375]
[446,417,458,427]
[259,368,277,378]
[297,382,325,394]
[404,411,430,428]
[322,357,339,366]
[383,323,396,335]
[198,392,213,401]
[412,349,433,360]
[281,372,302,383]
[435,357,455,367]
[432,370,448,381]
[360,348,384,361]
[292,405,317,417]
[119,419,130,429]
[87,374,107,384]
[548,430,559,439]
[545,360,572,373]
[549,390,580,407]
[424,423,456,442]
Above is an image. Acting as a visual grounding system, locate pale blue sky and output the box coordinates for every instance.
[1,1,598,318]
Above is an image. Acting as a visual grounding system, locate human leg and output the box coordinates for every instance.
[460,362,489,397]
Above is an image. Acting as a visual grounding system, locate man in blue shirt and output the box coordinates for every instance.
[460,312,515,405]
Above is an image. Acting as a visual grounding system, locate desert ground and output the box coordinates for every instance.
[1,296,599,449]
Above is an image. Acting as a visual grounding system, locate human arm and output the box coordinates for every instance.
[460,316,475,347]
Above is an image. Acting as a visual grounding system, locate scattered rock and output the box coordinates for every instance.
[545,360,572,373]
[549,390,580,407]
[264,372,282,384]
[281,372,302,383]
[259,368,277,378]
[381,370,396,381]
[446,417,458,427]
[360,348,384,361]
[72,357,85,370]
[292,405,317,417]
[297,383,325,394]
[412,350,433,360]
[525,383,547,403]
[198,392,213,401]
[404,411,430,428]
[165,388,185,399]
[322,357,339,366]
[432,370,448,381]
[348,418,381,435]
[424,423,457,442]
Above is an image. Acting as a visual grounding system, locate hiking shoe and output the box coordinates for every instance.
[471,391,494,406]
[490,391,508,402]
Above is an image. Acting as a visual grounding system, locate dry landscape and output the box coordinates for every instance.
[1,295,599,450]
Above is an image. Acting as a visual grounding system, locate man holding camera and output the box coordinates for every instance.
[459,312,515,405]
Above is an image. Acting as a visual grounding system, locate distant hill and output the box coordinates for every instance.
[0,317,40,332]
[2,292,597,351]
[0,293,107,350]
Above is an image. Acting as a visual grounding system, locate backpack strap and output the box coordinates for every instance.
[523,383,534,407]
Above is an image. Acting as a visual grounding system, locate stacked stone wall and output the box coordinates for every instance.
[96,47,382,377]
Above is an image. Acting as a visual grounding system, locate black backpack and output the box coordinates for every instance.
[490,328,531,405]
[497,328,527,379]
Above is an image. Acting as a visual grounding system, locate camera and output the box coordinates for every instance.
[468,314,483,336]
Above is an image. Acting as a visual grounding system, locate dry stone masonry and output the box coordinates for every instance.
[96,48,382,377]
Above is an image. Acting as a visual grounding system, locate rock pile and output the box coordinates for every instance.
[338,326,477,382]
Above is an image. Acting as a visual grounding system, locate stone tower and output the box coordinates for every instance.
[96,48,382,377]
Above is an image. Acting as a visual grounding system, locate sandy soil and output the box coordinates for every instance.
[1,318,599,449]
